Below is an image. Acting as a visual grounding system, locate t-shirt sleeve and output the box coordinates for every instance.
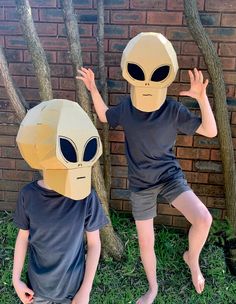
[176,103,202,135]
[13,190,29,230]
[84,190,109,232]
[105,103,123,128]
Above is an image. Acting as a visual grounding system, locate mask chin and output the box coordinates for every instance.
[130,86,167,112]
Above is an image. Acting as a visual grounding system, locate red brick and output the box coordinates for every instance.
[59,78,75,90]
[191,184,224,197]
[166,27,192,41]
[193,136,219,149]
[15,160,32,171]
[29,0,57,7]
[5,7,39,21]
[0,201,17,211]
[130,0,165,9]
[154,214,172,226]
[111,188,129,200]
[111,177,127,188]
[93,24,129,39]
[206,28,236,42]
[111,155,127,166]
[50,65,73,77]
[0,158,16,169]
[111,142,125,154]
[0,112,19,124]
[111,11,146,24]
[110,200,123,210]
[1,147,22,159]
[200,56,236,70]
[0,22,21,35]
[167,0,204,11]
[4,191,18,202]
[40,37,68,50]
[0,7,4,20]
[208,173,224,185]
[39,8,63,22]
[35,22,57,36]
[181,42,202,55]
[0,191,4,201]
[92,52,122,66]
[219,43,236,57]
[4,49,23,63]
[57,51,90,65]
[94,0,129,9]
[172,216,190,229]
[205,0,236,12]
[221,14,236,27]
[179,159,192,171]
[76,10,109,23]
[53,90,75,100]
[168,83,192,96]
[177,147,210,160]
[20,88,40,101]
[58,24,93,37]
[130,25,165,38]
[3,169,33,181]
[231,125,236,137]
[0,36,4,47]
[109,39,129,52]
[0,125,18,136]
[158,203,181,216]
[111,166,128,178]
[0,136,15,147]
[0,180,21,191]
[147,12,182,25]
[24,50,57,63]
[123,201,132,211]
[185,171,208,183]
[176,135,193,147]
[0,100,13,111]
[9,63,35,76]
[210,149,221,161]
[223,72,236,85]
[109,67,122,80]
[226,85,235,97]
[207,197,225,208]
[58,0,93,8]
[232,112,236,124]
[109,130,124,142]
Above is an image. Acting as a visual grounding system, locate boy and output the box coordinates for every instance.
[12,99,108,304]
[77,33,217,304]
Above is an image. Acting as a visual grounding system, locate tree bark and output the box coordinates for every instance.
[0,47,27,121]
[97,0,112,194]
[15,0,53,101]
[60,0,124,259]
[184,0,236,233]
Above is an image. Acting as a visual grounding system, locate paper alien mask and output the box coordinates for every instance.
[16,99,102,200]
[121,32,179,112]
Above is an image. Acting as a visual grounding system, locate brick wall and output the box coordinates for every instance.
[0,0,236,228]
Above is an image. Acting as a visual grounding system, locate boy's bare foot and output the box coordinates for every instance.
[136,286,158,304]
[183,251,205,294]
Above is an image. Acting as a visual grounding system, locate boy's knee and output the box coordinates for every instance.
[138,235,155,250]
[197,209,212,228]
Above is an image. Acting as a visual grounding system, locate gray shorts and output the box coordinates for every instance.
[33,297,71,304]
[130,177,191,220]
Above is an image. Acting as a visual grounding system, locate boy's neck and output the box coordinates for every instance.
[37,179,53,190]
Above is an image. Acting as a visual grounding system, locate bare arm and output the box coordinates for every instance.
[72,230,101,304]
[180,68,217,138]
[12,229,34,304]
[76,67,108,123]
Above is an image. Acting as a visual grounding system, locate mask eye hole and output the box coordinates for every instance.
[127,63,145,81]
[151,65,170,82]
[59,137,77,163]
[83,137,98,162]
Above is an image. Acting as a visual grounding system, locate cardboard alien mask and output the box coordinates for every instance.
[16,99,102,200]
[121,32,179,112]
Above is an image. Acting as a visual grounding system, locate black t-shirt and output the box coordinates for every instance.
[106,98,201,192]
[14,181,109,303]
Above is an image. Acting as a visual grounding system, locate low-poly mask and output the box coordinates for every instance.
[16,99,102,200]
[121,32,178,112]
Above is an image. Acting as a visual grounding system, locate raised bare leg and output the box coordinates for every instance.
[172,191,212,294]
[135,219,158,304]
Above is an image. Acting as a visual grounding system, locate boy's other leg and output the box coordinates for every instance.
[171,191,212,294]
[135,218,158,304]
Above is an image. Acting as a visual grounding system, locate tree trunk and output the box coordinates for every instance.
[0,47,27,121]
[15,0,53,101]
[97,0,112,194]
[184,0,236,233]
[60,0,124,260]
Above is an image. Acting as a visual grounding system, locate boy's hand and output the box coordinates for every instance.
[76,67,97,93]
[179,68,209,102]
[71,286,90,304]
[13,280,34,304]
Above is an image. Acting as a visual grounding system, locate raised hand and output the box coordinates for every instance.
[179,68,209,102]
[76,67,97,92]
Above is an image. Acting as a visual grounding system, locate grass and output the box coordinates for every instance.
[0,211,236,304]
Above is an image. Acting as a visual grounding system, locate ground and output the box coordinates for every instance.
[0,211,236,304]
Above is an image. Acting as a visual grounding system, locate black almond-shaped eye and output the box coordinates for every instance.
[59,137,77,163]
[127,63,145,81]
[83,138,98,162]
[151,65,170,82]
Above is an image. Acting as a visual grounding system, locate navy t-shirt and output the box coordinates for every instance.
[14,181,109,303]
[106,98,201,192]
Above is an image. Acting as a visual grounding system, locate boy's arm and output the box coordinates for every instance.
[76,67,108,123]
[13,229,34,304]
[180,68,217,138]
[72,230,101,304]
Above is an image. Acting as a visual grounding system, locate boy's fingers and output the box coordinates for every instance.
[193,68,200,82]
[188,70,194,83]
[25,287,34,296]
[199,71,203,83]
